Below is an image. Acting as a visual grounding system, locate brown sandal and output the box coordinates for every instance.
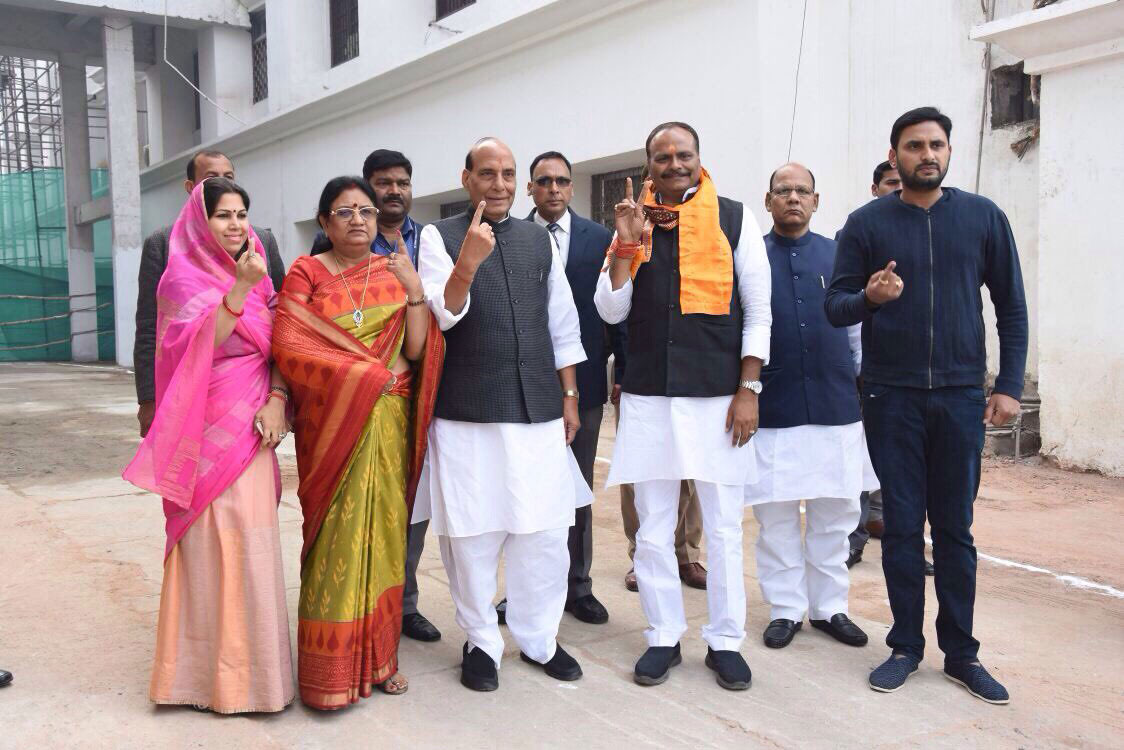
[377,672,409,696]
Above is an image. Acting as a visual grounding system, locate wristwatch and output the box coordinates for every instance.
[739,379,763,395]
[562,389,579,400]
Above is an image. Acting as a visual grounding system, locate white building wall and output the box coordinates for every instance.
[1036,57,1124,475]
[139,0,1041,392]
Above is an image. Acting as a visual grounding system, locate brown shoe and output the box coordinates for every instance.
[625,568,638,592]
[865,519,884,539]
[679,562,708,590]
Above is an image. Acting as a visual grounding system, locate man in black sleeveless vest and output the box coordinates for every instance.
[595,122,772,690]
[415,138,591,692]
[744,162,875,652]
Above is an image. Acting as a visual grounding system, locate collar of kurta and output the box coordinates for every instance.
[767,228,815,247]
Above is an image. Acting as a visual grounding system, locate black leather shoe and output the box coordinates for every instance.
[763,618,802,648]
[495,598,507,625]
[810,613,868,646]
[924,559,935,576]
[705,648,751,690]
[520,645,582,681]
[565,594,609,624]
[460,643,498,692]
[402,612,441,642]
[846,548,863,568]
[0,669,11,687]
[633,643,682,686]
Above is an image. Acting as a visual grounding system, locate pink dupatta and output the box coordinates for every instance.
[123,182,279,558]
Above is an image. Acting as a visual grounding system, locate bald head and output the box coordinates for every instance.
[765,162,819,239]
[768,162,815,192]
[462,137,517,221]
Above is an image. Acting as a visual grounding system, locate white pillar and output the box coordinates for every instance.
[196,25,252,142]
[144,65,165,165]
[103,16,141,367]
[59,51,98,362]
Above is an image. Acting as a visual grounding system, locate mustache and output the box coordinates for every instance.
[661,169,690,178]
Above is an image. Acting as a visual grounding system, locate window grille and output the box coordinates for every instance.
[250,8,268,103]
[330,0,360,67]
[591,166,644,229]
[437,0,476,20]
[440,199,472,218]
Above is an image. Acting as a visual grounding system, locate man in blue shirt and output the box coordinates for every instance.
[827,107,1028,704]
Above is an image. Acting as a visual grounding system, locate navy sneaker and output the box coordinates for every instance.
[944,661,1010,705]
[868,653,919,693]
[633,644,682,686]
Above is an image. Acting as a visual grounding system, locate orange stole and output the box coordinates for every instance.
[628,168,735,315]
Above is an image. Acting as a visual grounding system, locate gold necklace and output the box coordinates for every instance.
[331,250,373,328]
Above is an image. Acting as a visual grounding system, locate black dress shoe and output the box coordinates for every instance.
[402,612,441,642]
[924,559,935,576]
[520,645,582,681]
[763,618,802,648]
[565,594,609,624]
[846,548,863,568]
[495,598,507,626]
[633,643,681,686]
[705,648,751,690]
[0,669,11,687]
[810,613,868,646]
[460,643,499,692]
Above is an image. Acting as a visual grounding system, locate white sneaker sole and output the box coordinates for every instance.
[943,672,1010,705]
[868,666,916,693]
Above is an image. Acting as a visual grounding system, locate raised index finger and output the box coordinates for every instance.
[884,260,897,274]
[470,200,486,227]
[625,177,633,202]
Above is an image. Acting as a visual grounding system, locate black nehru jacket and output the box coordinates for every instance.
[623,197,744,398]
[432,211,562,424]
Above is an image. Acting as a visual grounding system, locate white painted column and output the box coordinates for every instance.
[144,65,164,165]
[196,25,251,142]
[59,51,98,362]
[103,16,141,367]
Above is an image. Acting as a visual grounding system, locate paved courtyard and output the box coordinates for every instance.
[0,362,1121,749]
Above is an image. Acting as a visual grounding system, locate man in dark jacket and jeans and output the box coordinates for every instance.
[826,107,1027,704]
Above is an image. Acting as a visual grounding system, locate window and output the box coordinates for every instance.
[329,0,360,67]
[990,62,1039,128]
[436,0,476,20]
[250,8,268,103]
[591,166,644,229]
[440,199,472,218]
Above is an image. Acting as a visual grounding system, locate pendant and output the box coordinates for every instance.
[353,309,364,328]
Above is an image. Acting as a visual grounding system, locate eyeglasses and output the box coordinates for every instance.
[330,205,378,221]
[534,176,573,188]
[770,186,814,198]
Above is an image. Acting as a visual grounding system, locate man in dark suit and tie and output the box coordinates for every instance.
[499,151,619,624]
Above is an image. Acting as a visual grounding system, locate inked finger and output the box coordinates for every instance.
[470,200,486,227]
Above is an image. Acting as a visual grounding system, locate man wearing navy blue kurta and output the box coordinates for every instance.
[744,163,876,651]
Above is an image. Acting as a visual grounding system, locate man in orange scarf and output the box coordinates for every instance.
[595,122,772,691]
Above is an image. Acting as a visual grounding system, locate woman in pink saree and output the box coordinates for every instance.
[123,177,294,713]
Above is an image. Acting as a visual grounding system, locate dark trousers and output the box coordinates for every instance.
[567,404,603,602]
[403,519,428,616]
[862,383,985,664]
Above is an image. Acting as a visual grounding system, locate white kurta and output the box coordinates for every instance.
[594,207,773,488]
[743,324,880,505]
[413,219,592,538]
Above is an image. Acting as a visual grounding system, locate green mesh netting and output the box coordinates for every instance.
[0,167,114,361]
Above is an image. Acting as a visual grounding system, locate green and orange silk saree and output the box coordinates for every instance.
[273,254,442,710]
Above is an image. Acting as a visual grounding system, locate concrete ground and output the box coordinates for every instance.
[0,362,1121,749]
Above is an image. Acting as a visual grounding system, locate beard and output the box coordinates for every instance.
[900,162,947,191]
